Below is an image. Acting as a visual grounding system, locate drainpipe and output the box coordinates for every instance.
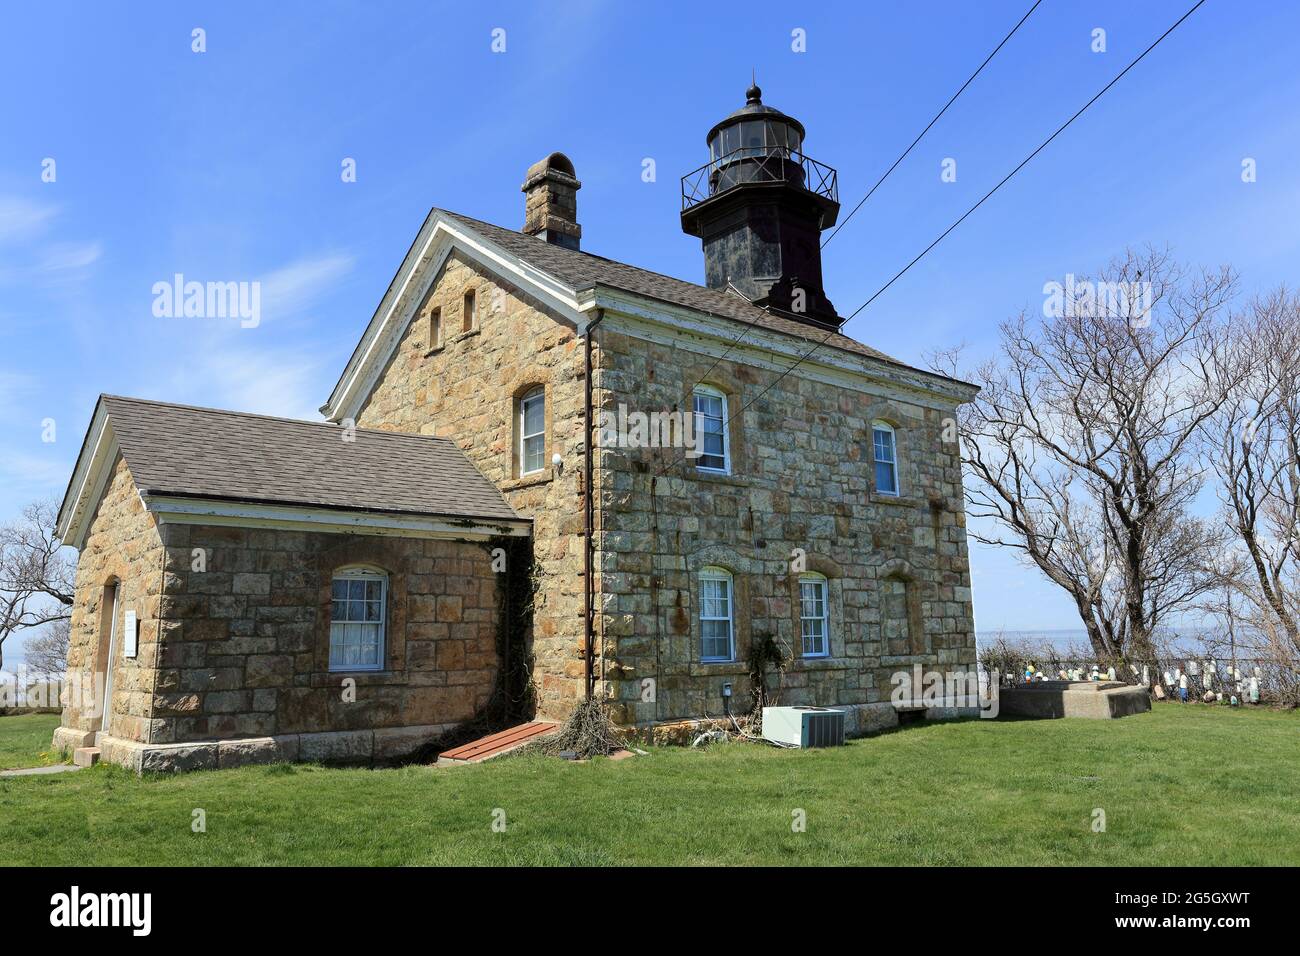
[583,308,606,699]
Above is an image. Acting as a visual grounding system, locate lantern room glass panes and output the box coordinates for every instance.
[710,120,803,162]
[329,572,386,671]
[740,121,765,158]
[721,124,740,157]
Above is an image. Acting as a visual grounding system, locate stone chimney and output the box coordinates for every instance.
[521,152,581,250]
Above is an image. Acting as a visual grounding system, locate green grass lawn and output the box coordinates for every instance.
[0,713,65,770]
[1,704,1296,865]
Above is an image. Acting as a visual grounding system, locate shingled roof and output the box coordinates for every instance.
[433,208,903,366]
[71,395,521,525]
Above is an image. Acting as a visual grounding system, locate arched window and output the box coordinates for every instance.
[518,387,546,475]
[699,566,735,662]
[872,420,899,496]
[693,385,730,473]
[329,567,387,671]
[798,572,829,657]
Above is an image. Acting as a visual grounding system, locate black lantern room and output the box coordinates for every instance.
[681,83,841,327]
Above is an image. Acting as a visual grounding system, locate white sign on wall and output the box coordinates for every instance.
[123,610,138,659]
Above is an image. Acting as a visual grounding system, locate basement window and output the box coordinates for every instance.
[329,569,386,672]
[463,290,477,332]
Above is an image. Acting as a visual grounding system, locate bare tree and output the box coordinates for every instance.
[933,248,1237,665]
[0,499,75,674]
[23,617,70,681]
[1201,287,1300,654]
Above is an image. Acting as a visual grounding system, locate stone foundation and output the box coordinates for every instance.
[93,723,459,773]
[52,726,95,755]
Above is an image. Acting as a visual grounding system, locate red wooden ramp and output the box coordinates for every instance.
[436,721,558,766]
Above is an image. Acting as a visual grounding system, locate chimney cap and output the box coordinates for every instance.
[522,151,580,190]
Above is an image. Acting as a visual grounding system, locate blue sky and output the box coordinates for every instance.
[1,0,1297,639]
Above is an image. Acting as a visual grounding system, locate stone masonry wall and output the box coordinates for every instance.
[591,327,977,728]
[150,524,501,751]
[57,454,166,748]
[354,251,588,719]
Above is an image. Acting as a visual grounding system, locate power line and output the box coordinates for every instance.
[821,0,1044,250]
[842,0,1204,324]
[661,1,1043,450]
[656,0,1207,478]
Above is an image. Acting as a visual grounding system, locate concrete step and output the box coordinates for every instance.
[72,747,101,768]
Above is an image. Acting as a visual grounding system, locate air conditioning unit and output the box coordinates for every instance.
[762,706,846,748]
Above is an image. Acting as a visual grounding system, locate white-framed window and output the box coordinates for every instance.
[519,387,546,475]
[693,385,730,473]
[699,566,735,662]
[799,572,829,658]
[873,420,899,496]
[329,568,387,672]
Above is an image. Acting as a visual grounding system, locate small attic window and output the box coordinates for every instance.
[429,307,442,349]
[463,290,477,332]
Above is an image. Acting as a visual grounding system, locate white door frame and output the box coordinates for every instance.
[95,584,120,746]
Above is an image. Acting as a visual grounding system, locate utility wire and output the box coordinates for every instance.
[822,0,1044,250]
[656,0,1208,479]
[659,0,1044,469]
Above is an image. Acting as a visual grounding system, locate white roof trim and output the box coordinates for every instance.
[587,287,980,407]
[55,401,119,551]
[55,397,532,552]
[322,211,591,423]
[142,495,532,541]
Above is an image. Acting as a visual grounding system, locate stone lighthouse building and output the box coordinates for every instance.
[54,85,979,770]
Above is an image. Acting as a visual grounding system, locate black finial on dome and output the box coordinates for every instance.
[746,72,762,105]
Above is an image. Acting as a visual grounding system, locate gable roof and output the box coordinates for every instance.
[432,209,902,366]
[56,395,525,549]
[323,206,976,422]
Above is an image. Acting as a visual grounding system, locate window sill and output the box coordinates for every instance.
[689,661,748,677]
[451,328,480,343]
[683,468,748,488]
[312,670,404,687]
[503,468,553,491]
[871,493,923,509]
[789,656,854,672]
[424,344,445,357]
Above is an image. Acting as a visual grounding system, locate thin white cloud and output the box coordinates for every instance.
[162,341,327,422]
[36,240,102,279]
[258,252,354,322]
[0,196,100,287]
[0,447,71,496]
[0,196,56,244]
